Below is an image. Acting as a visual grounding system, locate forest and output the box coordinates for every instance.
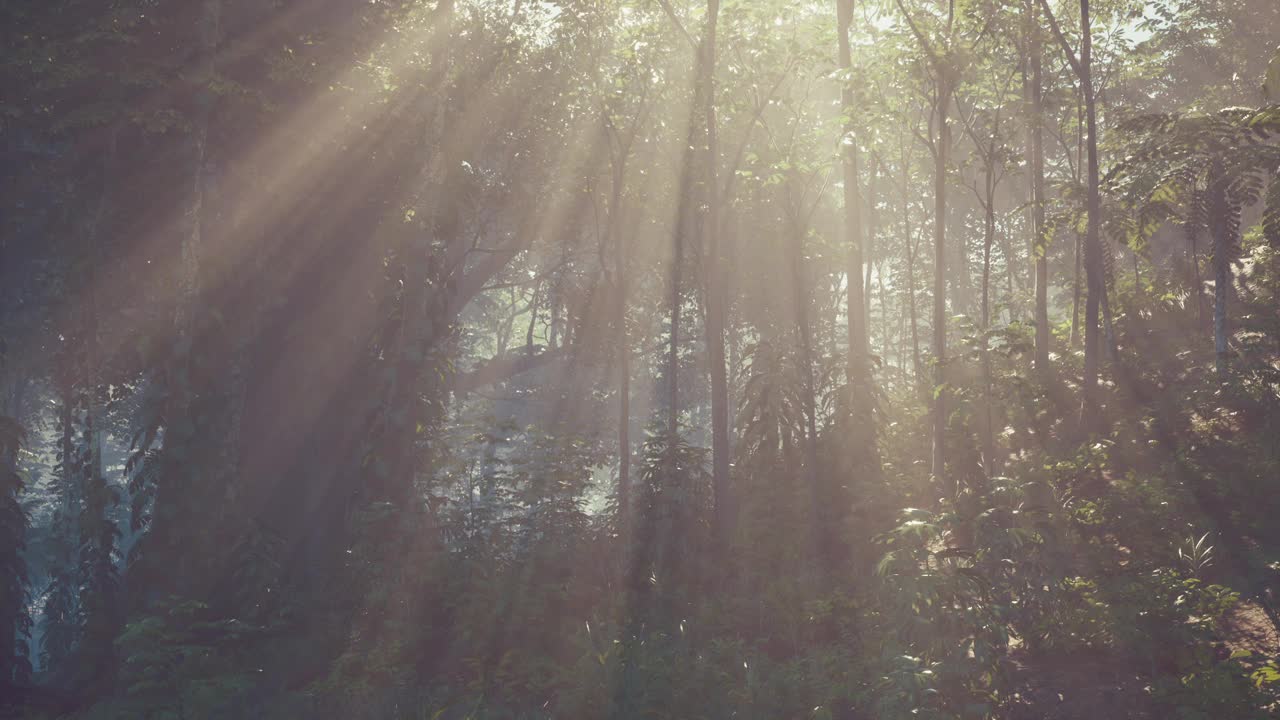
[1,0,1279,718]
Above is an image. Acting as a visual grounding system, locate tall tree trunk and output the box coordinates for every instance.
[980,161,997,477]
[1079,0,1104,421]
[904,191,922,386]
[1101,273,1119,363]
[668,177,688,443]
[880,257,890,378]
[1070,86,1085,348]
[701,0,731,551]
[1040,0,1103,420]
[931,81,952,489]
[381,0,454,505]
[1026,0,1050,371]
[846,141,867,373]
[151,0,220,598]
[1071,229,1082,346]
[610,145,632,547]
[865,165,879,348]
[838,0,874,436]
[667,211,691,442]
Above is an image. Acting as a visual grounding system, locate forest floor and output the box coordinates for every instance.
[1223,598,1279,657]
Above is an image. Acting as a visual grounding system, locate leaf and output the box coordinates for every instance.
[876,551,897,577]
[1251,663,1280,688]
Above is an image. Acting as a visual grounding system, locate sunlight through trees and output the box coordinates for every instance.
[2,0,1280,717]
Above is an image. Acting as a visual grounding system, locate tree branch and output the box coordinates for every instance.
[447,236,529,319]
[452,346,566,394]
[1036,0,1083,80]
[893,0,939,66]
[722,62,791,203]
[655,0,698,50]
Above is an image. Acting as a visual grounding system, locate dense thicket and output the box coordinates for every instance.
[2,1,1280,718]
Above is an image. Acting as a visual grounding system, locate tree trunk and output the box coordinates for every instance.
[668,164,690,443]
[865,167,878,344]
[1026,0,1050,371]
[904,188,922,386]
[1071,229,1082,346]
[980,162,997,478]
[610,143,632,547]
[881,259,891,379]
[151,0,220,598]
[381,0,454,505]
[1079,0,1104,422]
[1101,273,1119,363]
[838,0,873,423]
[701,0,730,551]
[932,82,952,490]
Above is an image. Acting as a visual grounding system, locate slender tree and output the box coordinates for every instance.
[958,78,1013,477]
[837,0,880,476]
[700,0,731,553]
[1024,0,1051,371]
[894,0,956,489]
[1039,0,1104,421]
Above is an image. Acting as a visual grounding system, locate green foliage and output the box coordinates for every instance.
[1108,106,1280,259]
[1178,531,1215,577]
[108,598,262,719]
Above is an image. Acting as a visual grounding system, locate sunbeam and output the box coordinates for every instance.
[3,0,1280,718]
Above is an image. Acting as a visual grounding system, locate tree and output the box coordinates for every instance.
[1038,0,1106,422]
[893,0,961,492]
[957,62,1017,477]
[1024,0,1051,371]
[837,0,880,479]
[1109,105,1280,376]
[600,62,653,548]
[698,0,732,554]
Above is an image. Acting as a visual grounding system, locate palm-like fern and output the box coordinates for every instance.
[1107,105,1280,373]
